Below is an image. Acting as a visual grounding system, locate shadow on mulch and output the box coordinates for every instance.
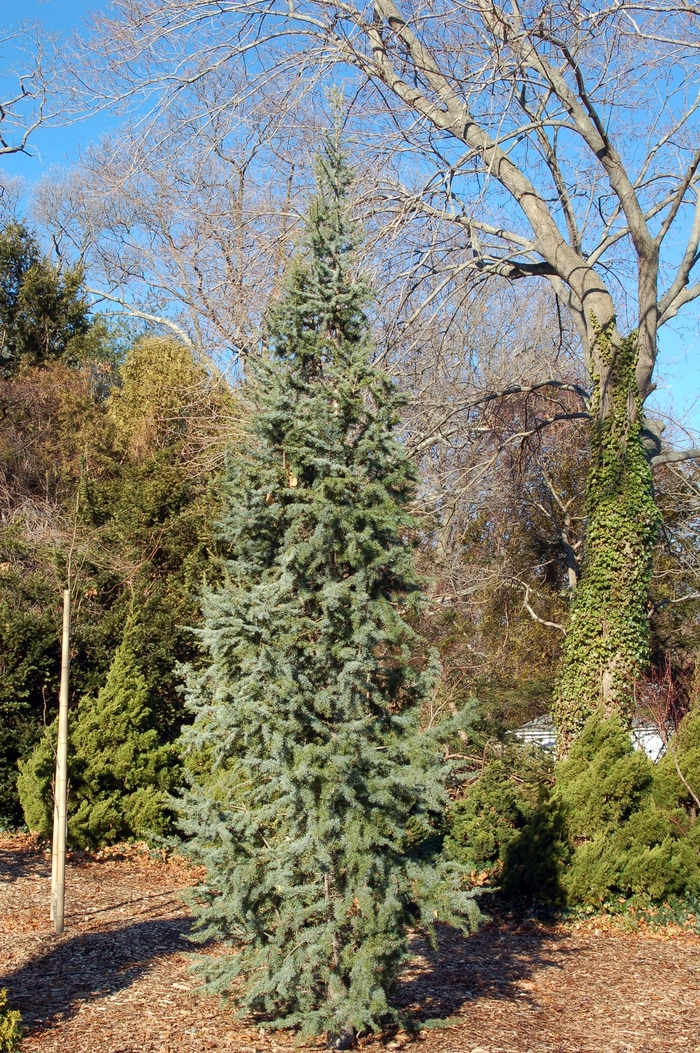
[395,918,571,1023]
[0,841,49,884]
[1,915,193,1033]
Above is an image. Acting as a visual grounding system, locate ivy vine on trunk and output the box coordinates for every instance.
[554,321,662,749]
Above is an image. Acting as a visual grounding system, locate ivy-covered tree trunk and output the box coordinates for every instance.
[553,323,662,750]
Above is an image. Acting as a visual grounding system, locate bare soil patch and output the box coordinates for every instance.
[1,834,698,1053]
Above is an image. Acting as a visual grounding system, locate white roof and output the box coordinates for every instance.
[513,716,667,761]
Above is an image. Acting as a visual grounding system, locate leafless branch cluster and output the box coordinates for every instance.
[32,80,326,363]
[51,0,697,476]
[0,24,61,168]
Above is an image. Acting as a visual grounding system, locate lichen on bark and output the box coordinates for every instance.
[553,320,661,748]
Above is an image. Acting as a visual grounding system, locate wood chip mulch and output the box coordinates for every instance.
[1,834,699,1053]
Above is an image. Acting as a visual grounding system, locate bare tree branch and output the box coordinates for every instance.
[86,288,196,348]
[651,448,700,468]
[521,583,567,635]
[0,25,61,165]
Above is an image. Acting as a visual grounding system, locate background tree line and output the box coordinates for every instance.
[0,220,244,828]
[2,172,699,895]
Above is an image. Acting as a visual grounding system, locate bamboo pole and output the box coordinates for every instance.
[50,589,70,935]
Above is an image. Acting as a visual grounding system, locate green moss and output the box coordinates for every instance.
[554,321,661,744]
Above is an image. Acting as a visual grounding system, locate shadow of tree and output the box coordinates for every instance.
[1,916,192,1033]
[395,919,572,1022]
[0,841,49,884]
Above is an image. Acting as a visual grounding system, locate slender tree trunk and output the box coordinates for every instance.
[553,323,661,751]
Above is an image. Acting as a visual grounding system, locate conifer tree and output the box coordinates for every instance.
[0,221,101,377]
[18,621,177,847]
[177,120,480,1044]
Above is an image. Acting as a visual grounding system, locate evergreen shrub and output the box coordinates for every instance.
[553,716,699,906]
[0,523,65,829]
[0,332,229,828]
[17,624,177,848]
[444,747,554,873]
[0,989,21,1053]
[654,705,700,815]
[445,760,526,874]
[446,713,700,909]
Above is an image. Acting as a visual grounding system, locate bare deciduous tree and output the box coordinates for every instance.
[35,66,342,365]
[74,0,700,741]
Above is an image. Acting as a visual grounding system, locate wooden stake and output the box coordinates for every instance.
[51,589,70,935]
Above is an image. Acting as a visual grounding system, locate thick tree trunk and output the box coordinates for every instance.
[553,324,661,751]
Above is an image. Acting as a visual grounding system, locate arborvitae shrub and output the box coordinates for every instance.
[444,751,552,872]
[0,334,225,826]
[653,705,700,817]
[18,625,177,848]
[446,714,700,908]
[553,715,700,906]
[176,122,481,1044]
[500,794,568,906]
[554,716,652,836]
[444,745,565,904]
[445,760,526,874]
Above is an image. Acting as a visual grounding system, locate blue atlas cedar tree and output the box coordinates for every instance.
[176,119,480,1044]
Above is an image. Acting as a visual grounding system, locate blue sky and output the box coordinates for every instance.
[1,0,699,435]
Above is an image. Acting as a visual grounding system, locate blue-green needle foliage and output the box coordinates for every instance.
[177,126,480,1040]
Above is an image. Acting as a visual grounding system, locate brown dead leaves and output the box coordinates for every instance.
[1,834,698,1053]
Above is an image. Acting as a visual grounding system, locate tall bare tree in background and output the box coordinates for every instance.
[73,0,700,744]
[392,272,589,723]
[32,77,325,365]
[33,95,595,735]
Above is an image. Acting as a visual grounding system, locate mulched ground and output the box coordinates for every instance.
[1,834,699,1053]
